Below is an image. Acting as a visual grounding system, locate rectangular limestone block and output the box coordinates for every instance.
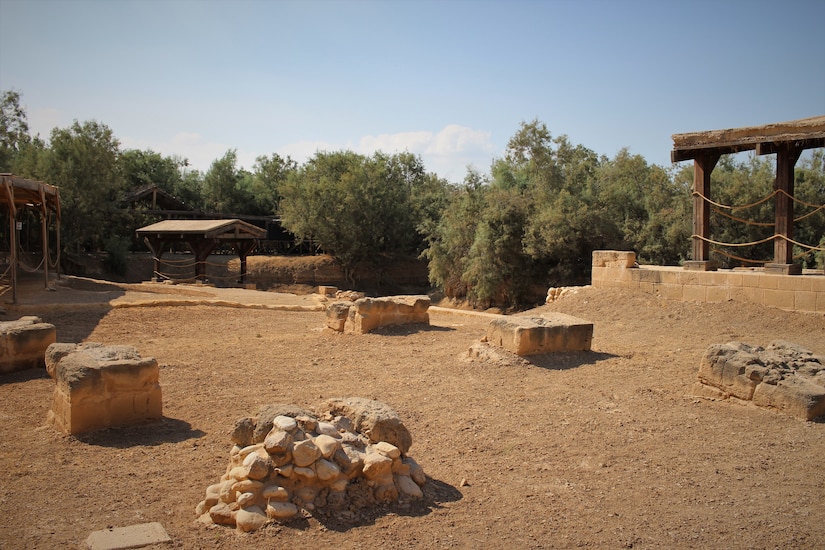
[46,343,162,435]
[318,285,338,297]
[592,250,636,268]
[0,316,57,374]
[486,313,593,356]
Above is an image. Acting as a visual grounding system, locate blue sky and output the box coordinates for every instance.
[1,0,823,182]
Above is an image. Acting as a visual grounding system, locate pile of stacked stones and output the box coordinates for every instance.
[196,398,427,532]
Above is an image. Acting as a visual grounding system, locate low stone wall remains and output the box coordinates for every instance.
[0,316,56,374]
[196,398,426,532]
[485,313,593,356]
[591,250,825,313]
[45,342,162,434]
[326,295,430,334]
[695,340,825,421]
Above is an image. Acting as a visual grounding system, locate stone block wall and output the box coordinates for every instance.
[326,295,430,334]
[45,343,162,434]
[0,316,56,374]
[591,250,825,313]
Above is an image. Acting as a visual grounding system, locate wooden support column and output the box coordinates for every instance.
[40,187,49,288]
[684,152,720,271]
[3,180,18,303]
[234,240,258,284]
[142,237,166,280]
[764,144,803,275]
[188,239,218,282]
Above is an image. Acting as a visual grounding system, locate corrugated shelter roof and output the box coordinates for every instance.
[672,116,825,162]
[136,219,266,239]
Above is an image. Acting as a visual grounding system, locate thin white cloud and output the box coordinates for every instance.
[277,125,496,183]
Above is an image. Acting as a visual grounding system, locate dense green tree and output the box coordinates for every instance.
[249,153,297,216]
[423,169,487,299]
[0,90,31,172]
[278,150,435,282]
[43,120,125,253]
[120,149,183,193]
[202,150,256,215]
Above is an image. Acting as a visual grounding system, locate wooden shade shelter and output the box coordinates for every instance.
[136,219,266,283]
[672,116,825,274]
[0,174,61,303]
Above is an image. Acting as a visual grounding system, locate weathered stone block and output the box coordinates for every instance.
[592,250,636,268]
[339,295,430,334]
[45,342,162,434]
[697,340,825,421]
[325,302,351,331]
[318,285,338,297]
[0,316,56,374]
[486,313,593,356]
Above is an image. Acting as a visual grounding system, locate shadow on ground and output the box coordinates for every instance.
[372,323,456,336]
[527,350,618,371]
[277,476,463,534]
[71,417,206,447]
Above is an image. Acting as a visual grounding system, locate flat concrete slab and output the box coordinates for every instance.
[85,522,171,550]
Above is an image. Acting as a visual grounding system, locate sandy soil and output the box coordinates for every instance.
[1,278,824,549]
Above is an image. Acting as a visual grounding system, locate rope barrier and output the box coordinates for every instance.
[711,207,775,227]
[692,189,779,210]
[153,256,196,266]
[793,203,825,222]
[692,234,825,252]
[710,248,766,265]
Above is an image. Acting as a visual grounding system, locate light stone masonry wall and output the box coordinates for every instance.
[591,251,825,313]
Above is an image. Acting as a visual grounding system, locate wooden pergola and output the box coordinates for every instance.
[0,174,61,302]
[672,116,825,274]
[136,219,266,283]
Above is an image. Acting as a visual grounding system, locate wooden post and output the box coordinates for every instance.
[765,144,803,274]
[684,152,720,271]
[188,239,218,282]
[235,240,258,285]
[40,187,49,288]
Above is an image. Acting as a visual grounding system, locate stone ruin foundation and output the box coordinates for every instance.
[45,342,162,434]
[696,340,825,421]
[0,316,56,374]
[196,397,427,533]
[484,312,593,356]
[326,295,430,334]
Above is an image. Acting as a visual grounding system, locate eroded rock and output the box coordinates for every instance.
[696,340,825,421]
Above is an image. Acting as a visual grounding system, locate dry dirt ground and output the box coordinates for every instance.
[1,274,824,549]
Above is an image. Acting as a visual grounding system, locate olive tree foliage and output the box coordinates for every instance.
[278,150,447,282]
